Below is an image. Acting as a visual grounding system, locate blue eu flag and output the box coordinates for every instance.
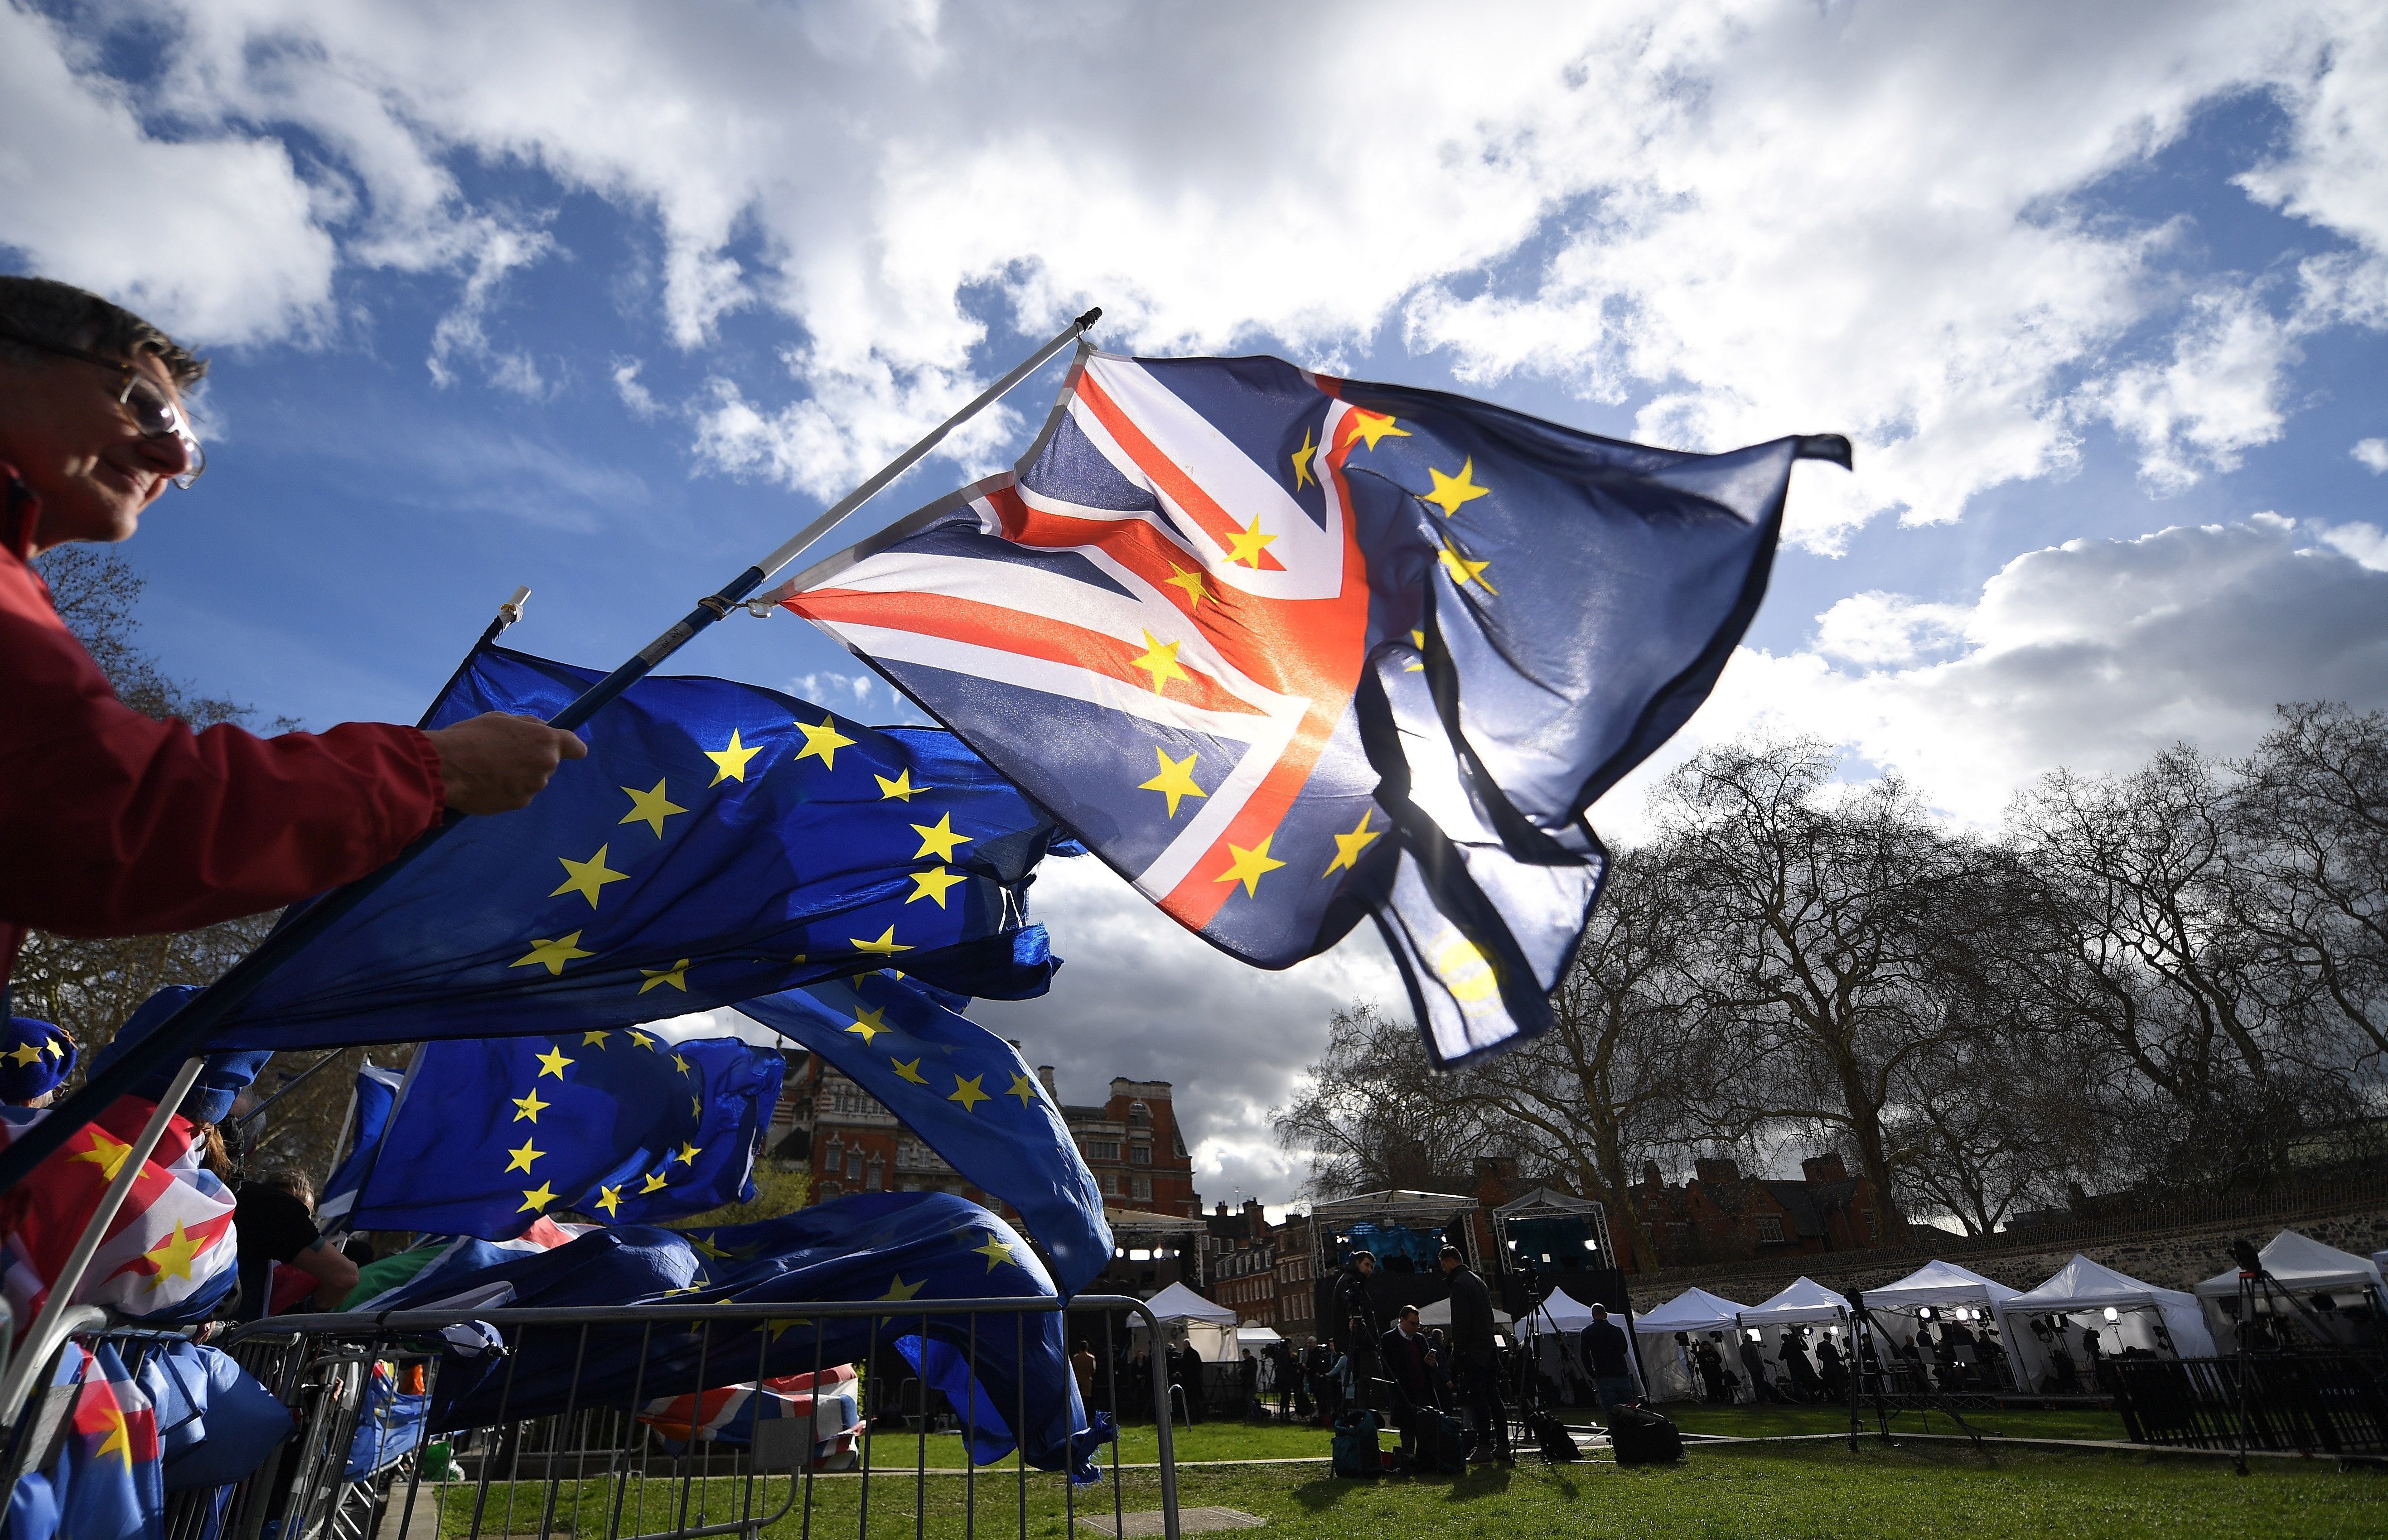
[318,1062,402,1229]
[389,1191,1104,1476]
[736,975,1111,1295]
[334,1032,786,1240]
[194,647,1066,1052]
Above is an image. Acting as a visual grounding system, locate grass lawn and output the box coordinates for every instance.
[429,1424,2385,1538]
[1661,1401,2132,1443]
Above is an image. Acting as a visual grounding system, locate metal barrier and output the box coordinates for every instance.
[5,1294,1179,1540]
[2106,1352,2388,1455]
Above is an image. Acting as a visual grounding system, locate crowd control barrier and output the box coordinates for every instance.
[0,1294,1180,1540]
[2104,1351,2388,1456]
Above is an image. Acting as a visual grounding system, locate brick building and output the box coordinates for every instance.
[1630,1153,1893,1269]
[1049,1074,1201,1217]
[792,1055,996,1206]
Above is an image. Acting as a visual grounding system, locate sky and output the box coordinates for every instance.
[6,0,2386,1210]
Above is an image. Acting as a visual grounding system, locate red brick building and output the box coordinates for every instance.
[1052,1075,1200,1217]
[1630,1153,1892,1268]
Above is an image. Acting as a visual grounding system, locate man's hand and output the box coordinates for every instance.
[425,712,588,815]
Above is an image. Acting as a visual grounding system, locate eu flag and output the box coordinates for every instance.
[382,1192,1102,1476]
[334,1033,786,1239]
[736,974,1111,1294]
[777,349,1846,1065]
[190,647,1067,1053]
[318,1062,401,1229]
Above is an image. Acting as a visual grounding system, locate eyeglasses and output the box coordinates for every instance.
[0,326,205,488]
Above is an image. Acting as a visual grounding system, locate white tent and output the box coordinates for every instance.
[1517,1287,1601,1337]
[1731,1278,1852,1402]
[1863,1260,2025,1388]
[1133,1282,1243,1363]
[2193,1230,2388,1348]
[1632,1288,1745,1403]
[1996,1254,2215,1392]
[1236,1324,1284,1347]
[1742,1276,1850,1328]
[1417,1296,1512,1328]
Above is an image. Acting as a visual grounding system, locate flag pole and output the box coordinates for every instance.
[0,308,1101,1196]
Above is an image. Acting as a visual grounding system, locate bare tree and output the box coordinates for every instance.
[1274,1004,1503,1198]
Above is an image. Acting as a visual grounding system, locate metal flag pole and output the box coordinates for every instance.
[0,307,1102,1197]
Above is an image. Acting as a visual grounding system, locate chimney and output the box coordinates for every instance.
[1693,1157,1742,1184]
[1643,1159,1663,1190]
[1036,1065,1058,1100]
[1800,1153,1848,1183]
[1216,1201,1229,1217]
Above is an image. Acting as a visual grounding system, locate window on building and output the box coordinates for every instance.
[846,1150,863,1182]
[1132,1174,1152,1204]
[1128,1142,1151,1165]
[1083,1139,1120,1162]
[1756,1215,1784,1244]
[1101,1173,1122,1198]
[823,1136,843,1171]
[1128,1101,1150,1128]
[867,1156,885,1191]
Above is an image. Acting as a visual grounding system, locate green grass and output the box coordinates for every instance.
[425,1431,2385,1538]
[1663,1402,2132,1443]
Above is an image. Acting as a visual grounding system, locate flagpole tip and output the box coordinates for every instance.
[1073,306,1102,330]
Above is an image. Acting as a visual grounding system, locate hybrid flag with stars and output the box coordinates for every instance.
[334,1031,786,1241]
[736,972,1111,1295]
[777,348,1847,1065]
[186,646,1068,1054]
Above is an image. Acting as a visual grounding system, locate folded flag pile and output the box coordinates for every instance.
[640,1364,861,1469]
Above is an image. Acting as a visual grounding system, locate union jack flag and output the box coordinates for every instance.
[779,348,1845,1063]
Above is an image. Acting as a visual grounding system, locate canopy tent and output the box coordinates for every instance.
[1236,1325,1285,1347]
[1742,1276,1850,1328]
[1632,1287,1746,1403]
[1139,1282,1238,1325]
[2192,1230,2388,1349]
[1517,1287,1601,1337]
[1728,1278,1853,1402]
[1862,1260,2025,1388]
[1416,1296,1512,1329]
[1996,1254,2215,1392]
[1311,1189,1482,1271]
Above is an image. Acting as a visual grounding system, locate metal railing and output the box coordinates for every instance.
[5,1294,1179,1540]
[2105,1351,2388,1455]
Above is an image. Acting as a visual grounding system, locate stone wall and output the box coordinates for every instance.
[1623,1188,2388,1312]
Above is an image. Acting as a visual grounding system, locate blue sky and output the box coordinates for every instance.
[7,1,2386,1206]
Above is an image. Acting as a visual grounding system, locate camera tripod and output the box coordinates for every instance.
[1839,1284,1987,1458]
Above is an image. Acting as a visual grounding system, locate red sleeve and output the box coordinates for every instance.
[0,555,446,939]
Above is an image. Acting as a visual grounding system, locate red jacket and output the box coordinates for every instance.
[1,467,445,987]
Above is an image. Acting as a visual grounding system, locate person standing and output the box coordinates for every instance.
[1579,1303,1638,1421]
[1379,1304,1441,1463]
[1438,1245,1511,1464]
[1327,1250,1381,1400]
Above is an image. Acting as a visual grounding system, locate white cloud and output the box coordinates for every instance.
[1593,515,2388,833]
[611,360,662,420]
[12,1,2385,538]
[2354,437,2388,473]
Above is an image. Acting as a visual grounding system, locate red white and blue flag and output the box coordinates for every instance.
[11,1339,164,1540]
[779,349,1844,1063]
[640,1363,861,1467]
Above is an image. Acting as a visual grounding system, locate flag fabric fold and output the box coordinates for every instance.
[185,646,1066,1054]
[778,348,1843,1064]
[11,1341,164,1540]
[338,1032,786,1239]
[316,1061,403,1229]
[736,975,1110,1294]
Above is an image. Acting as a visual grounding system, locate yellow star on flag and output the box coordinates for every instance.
[94,1406,131,1466]
[550,843,630,908]
[518,1183,556,1213]
[1224,516,1277,568]
[582,1030,611,1047]
[511,1088,549,1123]
[639,959,691,994]
[675,1141,701,1166]
[1345,409,1409,450]
[1439,541,1497,592]
[880,1274,925,1302]
[910,812,972,861]
[672,1052,692,1074]
[1324,811,1381,876]
[947,1074,990,1113]
[534,1046,574,1079]
[1129,630,1190,694]
[1008,1072,1039,1106]
[641,1171,670,1193]
[1139,747,1206,818]
[907,866,968,907]
[73,1130,134,1183]
[1163,565,1211,608]
[619,779,686,837]
[851,926,914,957]
[506,1139,544,1173]
[973,1232,1020,1271]
[1406,627,1426,672]
[1214,834,1287,898]
[892,1057,928,1086]
[1421,457,1491,517]
[795,714,856,770]
[628,1029,657,1049]
[596,1184,623,1216]
[6,1043,40,1067]
[846,1006,888,1044]
[875,769,924,801]
[140,1219,211,1287]
[690,1233,729,1259]
[706,728,764,786]
[513,932,593,976]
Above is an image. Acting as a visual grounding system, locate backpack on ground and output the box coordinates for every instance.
[1528,1412,1581,1463]
[1330,1410,1382,1478]
[1605,1403,1684,1466]
[1429,1410,1471,1474]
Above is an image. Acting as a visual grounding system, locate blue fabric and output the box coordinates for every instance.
[737,975,1111,1295]
[791,352,1842,1067]
[317,1062,402,1227]
[133,1340,291,1492]
[87,989,271,1123]
[0,1017,73,1105]
[177,646,1065,1054]
[387,1191,1099,1475]
[344,1032,785,1239]
[344,1367,428,1479]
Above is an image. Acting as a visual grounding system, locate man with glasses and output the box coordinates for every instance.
[0,275,584,1009]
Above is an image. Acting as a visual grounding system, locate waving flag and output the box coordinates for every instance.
[317,1062,403,1229]
[337,1032,786,1239]
[19,1342,164,1540]
[778,349,1844,1064]
[737,974,1110,1294]
[0,1100,237,1333]
[183,646,1065,1055]
[340,1218,583,1312]
[639,1363,860,1467]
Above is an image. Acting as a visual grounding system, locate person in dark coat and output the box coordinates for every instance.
[1695,1334,1731,1403]
[1328,1250,1381,1396]
[1738,1333,1776,1402]
[1379,1304,1441,1461]
[1172,1340,1203,1424]
[1814,1331,1848,1399]
[1438,1245,1511,1463]
[1578,1303,1637,1419]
